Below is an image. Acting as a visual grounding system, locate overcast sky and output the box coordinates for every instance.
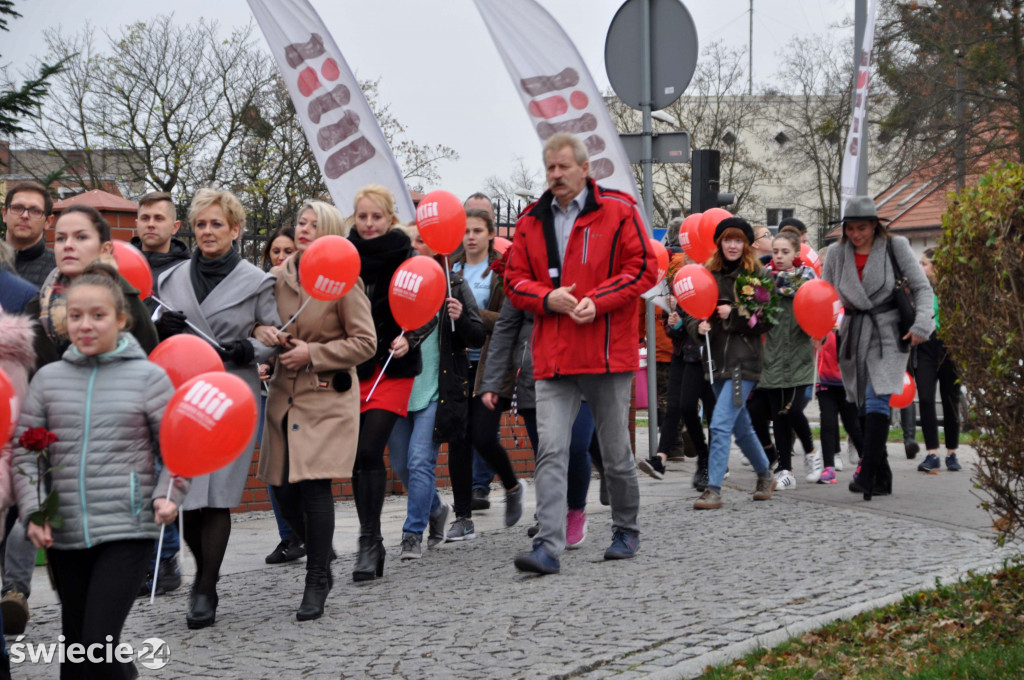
[4,0,852,205]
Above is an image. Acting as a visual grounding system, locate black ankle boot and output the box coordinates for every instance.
[352,469,387,582]
[297,506,335,620]
[186,589,218,629]
[296,571,332,621]
[692,452,709,491]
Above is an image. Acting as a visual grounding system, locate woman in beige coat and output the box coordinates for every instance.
[256,200,376,621]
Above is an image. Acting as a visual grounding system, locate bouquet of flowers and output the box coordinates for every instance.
[16,427,64,528]
[734,271,781,328]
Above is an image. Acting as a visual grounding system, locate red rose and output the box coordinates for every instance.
[19,427,58,452]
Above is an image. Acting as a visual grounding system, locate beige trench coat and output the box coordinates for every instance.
[258,255,376,485]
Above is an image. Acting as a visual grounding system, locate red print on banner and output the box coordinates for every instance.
[283,32,376,179]
[520,66,613,181]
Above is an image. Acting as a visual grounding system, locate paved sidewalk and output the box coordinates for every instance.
[10,439,1019,679]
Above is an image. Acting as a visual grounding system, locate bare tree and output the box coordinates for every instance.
[483,156,542,206]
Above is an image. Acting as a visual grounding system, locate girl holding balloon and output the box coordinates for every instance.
[256,201,376,620]
[347,185,431,581]
[759,230,820,489]
[684,217,777,510]
[26,205,158,365]
[12,264,187,678]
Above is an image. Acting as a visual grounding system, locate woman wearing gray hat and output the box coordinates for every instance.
[822,196,934,500]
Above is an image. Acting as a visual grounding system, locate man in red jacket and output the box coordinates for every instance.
[505,132,657,574]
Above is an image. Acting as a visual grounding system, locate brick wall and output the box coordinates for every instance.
[231,387,639,514]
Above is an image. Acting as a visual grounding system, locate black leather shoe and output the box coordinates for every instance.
[352,536,385,582]
[186,592,218,629]
[296,572,333,621]
[265,537,306,565]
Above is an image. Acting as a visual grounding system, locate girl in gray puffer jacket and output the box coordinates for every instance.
[12,265,188,679]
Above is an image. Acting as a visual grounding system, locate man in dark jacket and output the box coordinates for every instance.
[2,181,56,287]
[506,132,657,575]
[131,191,190,315]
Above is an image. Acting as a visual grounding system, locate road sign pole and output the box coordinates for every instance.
[640,0,659,460]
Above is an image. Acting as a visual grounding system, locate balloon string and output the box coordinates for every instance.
[279,297,313,332]
[365,331,403,402]
[149,295,226,351]
[150,475,175,605]
[704,328,714,384]
[444,255,455,332]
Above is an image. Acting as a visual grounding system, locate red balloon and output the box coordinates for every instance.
[111,241,153,299]
[149,335,225,389]
[0,367,14,449]
[159,372,257,478]
[298,235,360,301]
[493,236,512,255]
[890,372,917,409]
[680,213,713,263]
[698,208,733,252]
[649,239,669,282]
[671,264,718,320]
[793,279,841,339]
[801,243,822,277]
[416,190,466,255]
[389,256,447,331]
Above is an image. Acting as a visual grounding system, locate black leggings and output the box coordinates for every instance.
[656,356,714,457]
[452,364,518,518]
[916,337,960,451]
[49,539,153,680]
[816,384,864,467]
[182,507,231,596]
[354,409,400,472]
[767,385,814,472]
[747,387,776,464]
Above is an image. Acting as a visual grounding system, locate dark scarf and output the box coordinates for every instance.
[348,229,412,303]
[190,247,241,304]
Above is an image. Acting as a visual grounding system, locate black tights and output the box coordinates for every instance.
[182,507,231,596]
[656,357,714,457]
[354,409,399,472]
[747,387,777,465]
[767,385,814,472]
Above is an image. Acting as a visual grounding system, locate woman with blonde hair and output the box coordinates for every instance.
[155,187,280,628]
[256,200,376,619]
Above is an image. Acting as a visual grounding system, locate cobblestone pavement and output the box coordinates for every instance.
[10,442,1019,679]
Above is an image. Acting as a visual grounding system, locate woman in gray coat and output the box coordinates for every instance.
[823,196,934,500]
[154,188,280,629]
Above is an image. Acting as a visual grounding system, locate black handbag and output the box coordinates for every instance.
[886,238,916,343]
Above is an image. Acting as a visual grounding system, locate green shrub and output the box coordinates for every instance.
[936,163,1024,542]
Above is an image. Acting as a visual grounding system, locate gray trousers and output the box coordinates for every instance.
[2,519,36,596]
[534,372,639,556]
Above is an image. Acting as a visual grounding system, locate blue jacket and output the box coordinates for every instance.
[0,269,37,314]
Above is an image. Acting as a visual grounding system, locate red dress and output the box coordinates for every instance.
[359,365,414,417]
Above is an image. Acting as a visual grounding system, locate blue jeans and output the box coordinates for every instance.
[472,452,494,491]
[387,401,442,536]
[863,381,891,416]
[567,403,595,510]
[708,379,770,489]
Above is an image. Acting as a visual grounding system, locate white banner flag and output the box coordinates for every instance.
[474,0,645,229]
[839,0,879,214]
[247,0,415,223]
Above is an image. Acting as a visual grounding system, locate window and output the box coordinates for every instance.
[766,208,795,226]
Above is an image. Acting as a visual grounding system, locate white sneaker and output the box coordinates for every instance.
[775,469,797,490]
[804,451,823,484]
[833,451,844,472]
[846,438,859,467]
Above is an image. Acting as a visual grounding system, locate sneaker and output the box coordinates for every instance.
[470,488,491,511]
[445,517,476,542]
[852,464,861,483]
[846,439,859,467]
[265,536,306,565]
[427,502,451,549]
[603,529,640,560]
[637,456,665,480]
[818,466,837,484]
[917,453,941,474]
[399,532,422,560]
[155,555,182,593]
[527,523,540,538]
[905,439,921,460]
[833,451,845,472]
[945,454,963,472]
[505,480,526,527]
[804,451,823,483]
[598,474,610,506]
[693,489,722,510]
[775,469,797,490]
[514,541,560,575]
[752,474,776,500]
[0,590,29,635]
[566,509,587,549]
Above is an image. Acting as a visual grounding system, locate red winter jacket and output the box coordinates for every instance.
[504,179,657,380]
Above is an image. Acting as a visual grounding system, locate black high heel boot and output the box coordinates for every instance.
[352,469,387,582]
[186,585,218,629]
[850,413,891,501]
[296,508,334,621]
